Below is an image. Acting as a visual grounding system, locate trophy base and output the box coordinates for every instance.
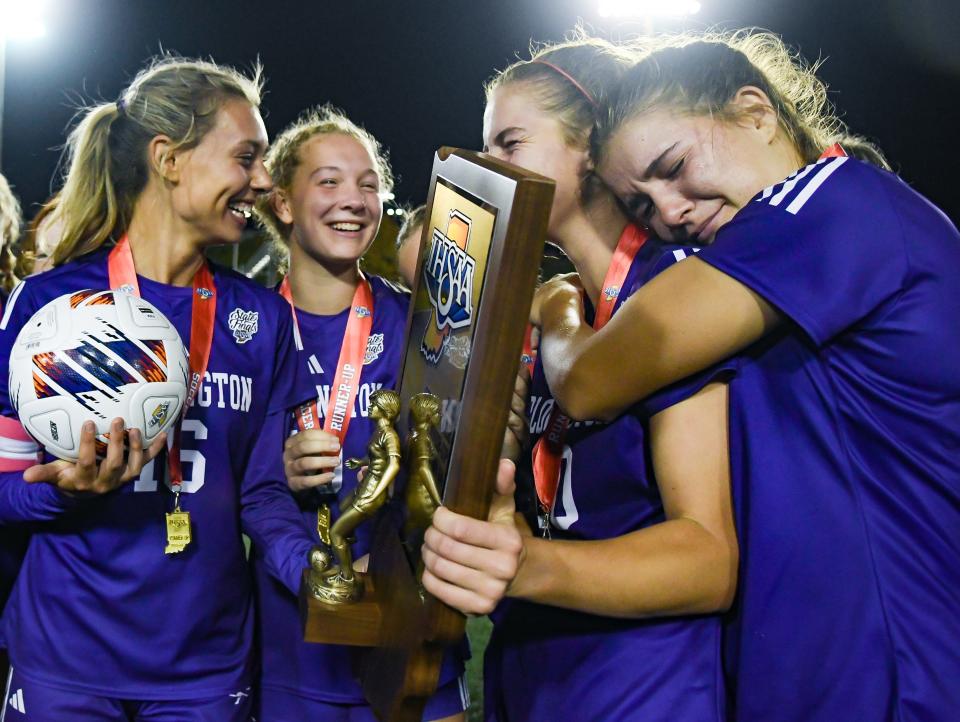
[306,568,363,604]
[300,571,383,647]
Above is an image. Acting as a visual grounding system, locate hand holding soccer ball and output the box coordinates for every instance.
[22,416,167,494]
[8,289,189,493]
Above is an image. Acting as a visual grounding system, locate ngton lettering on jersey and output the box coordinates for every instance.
[195,371,253,412]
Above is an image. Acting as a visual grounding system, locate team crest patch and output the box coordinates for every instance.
[364,333,384,365]
[445,334,471,370]
[228,308,259,344]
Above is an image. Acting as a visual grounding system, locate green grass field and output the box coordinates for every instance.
[464,616,492,721]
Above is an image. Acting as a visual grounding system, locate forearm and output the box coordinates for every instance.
[540,258,778,421]
[0,418,71,523]
[538,289,691,422]
[242,411,316,594]
[509,517,737,619]
[0,470,82,523]
[538,292,612,421]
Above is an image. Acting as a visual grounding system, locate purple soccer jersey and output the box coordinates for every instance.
[485,242,728,722]
[0,249,315,700]
[253,276,465,710]
[697,157,960,721]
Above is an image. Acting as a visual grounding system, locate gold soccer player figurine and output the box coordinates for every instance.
[403,392,442,540]
[307,389,402,604]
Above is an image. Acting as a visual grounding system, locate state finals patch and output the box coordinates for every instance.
[364,333,385,365]
[228,308,259,344]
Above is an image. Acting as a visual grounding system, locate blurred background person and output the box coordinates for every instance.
[395,203,425,289]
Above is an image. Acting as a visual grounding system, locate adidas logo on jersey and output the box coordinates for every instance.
[755,156,847,215]
[307,354,324,375]
[7,687,24,714]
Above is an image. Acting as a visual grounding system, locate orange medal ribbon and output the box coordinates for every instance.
[820,143,847,159]
[520,324,536,377]
[108,236,216,496]
[279,276,374,445]
[531,223,648,520]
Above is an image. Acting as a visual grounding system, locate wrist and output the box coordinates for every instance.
[504,533,538,600]
[38,481,89,511]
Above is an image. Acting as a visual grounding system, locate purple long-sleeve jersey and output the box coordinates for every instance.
[253,276,466,706]
[0,248,315,700]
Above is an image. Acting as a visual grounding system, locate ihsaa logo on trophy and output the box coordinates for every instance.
[421,209,477,365]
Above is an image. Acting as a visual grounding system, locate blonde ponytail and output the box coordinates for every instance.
[50,103,124,265]
[48,56,263,266]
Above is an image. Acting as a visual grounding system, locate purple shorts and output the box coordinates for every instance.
[2,666,252,722]
[255,674,469,722]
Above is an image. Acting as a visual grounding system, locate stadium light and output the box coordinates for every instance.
[0,0,48,40]
[598,0,701,18]
[0,0,49,169]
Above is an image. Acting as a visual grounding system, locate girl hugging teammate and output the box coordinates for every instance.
[423,36,737,722]
[429,29,960,722]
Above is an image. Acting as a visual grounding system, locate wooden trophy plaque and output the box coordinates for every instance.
[299,148,554,721]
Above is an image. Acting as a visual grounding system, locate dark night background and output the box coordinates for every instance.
[2,0,959,224]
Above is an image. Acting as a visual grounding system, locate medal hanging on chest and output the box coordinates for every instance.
[531,224,648,537]
[280,276,374,545]
[108,236,217,555]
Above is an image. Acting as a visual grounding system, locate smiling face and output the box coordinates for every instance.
[169,98,271,245]
[599,103,801,244]
[275,133,383,270]
[483,83,590,241]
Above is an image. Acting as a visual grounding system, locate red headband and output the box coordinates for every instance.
[531,60,599,109]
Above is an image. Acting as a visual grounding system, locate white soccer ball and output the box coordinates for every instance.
[8,289,189,462]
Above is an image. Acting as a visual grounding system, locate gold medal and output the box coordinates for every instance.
[165,510,192,555]
[317,504,332,546]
